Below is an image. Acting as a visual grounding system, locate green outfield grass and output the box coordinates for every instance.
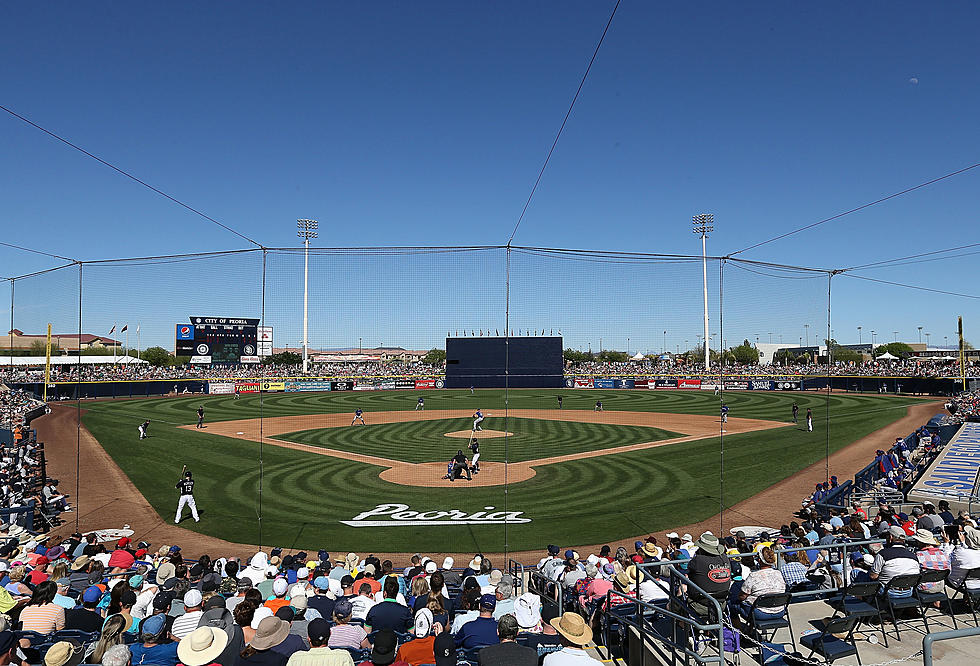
[276,417,683,463]
[79,389,930,553]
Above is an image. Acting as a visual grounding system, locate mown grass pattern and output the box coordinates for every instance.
[80,389,929,552]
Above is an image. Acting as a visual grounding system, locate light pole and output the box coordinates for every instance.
[693,214,714,369]
[893,331,899,342]
[627,337,630,356]
[871,330,876,347]
[918,326,923,344]
[297,219,318,373]
[804,324,809,347]
[768,332,772,344]
[663,330,667,355]
[857,326,862,345]
[359,337,362,354]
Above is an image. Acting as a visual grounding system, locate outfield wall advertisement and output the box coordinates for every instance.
[567,377,802,391]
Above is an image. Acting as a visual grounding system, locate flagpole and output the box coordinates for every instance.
[137,324,141,362]
[113,322,117,365]
[125,326,130,369]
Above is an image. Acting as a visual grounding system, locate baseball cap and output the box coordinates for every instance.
[140,613,167,637]
[56,577,71,587]
[888,525,907,539]
[547,545,559,555]
[307,618,330,643]
[541,604,560,624]
[333,599,353,618]
[849,552,864,563]
[152,591,175,611]
[479,593,496,611]
[274,606,295,622]
[433,632,455,666]
[184,589,203,607]
[82,586,102,604]
[414,608,433,638]
[340,575,354,588]
[272,578,288,596]
[237,578,253,592]
[296,567,309,579]
[313,576,330,591]
[425,561,437,574]
[442,557,454,569]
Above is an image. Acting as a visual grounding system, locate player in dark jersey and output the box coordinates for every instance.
[557,395,563,410]
[792,402,799,424]
[468,437,481,474]
[138,420,150,440]
[451,449,471,481]
[196,406,205,429]
[416,397,424,411]
[175,470,199,523]
[594,400,603,412]
[351,408,366,426]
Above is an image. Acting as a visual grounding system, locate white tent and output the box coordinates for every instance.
[631,352,645,361]
[876,352,899,360]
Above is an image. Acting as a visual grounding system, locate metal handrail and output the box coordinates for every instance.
[923,627,980,666]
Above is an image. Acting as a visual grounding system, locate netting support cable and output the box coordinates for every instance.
[729,161,980,257]
[0,104,265,249]
[506,0,621,245]
[75,262,82,532]
[258,250,267,549]
[7,280,13,378]
[0,240,75,264]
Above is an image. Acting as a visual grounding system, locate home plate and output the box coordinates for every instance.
[237,432,245,435]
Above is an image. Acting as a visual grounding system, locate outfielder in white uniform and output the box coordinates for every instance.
[472,409,484,432]
[175,471,200,524]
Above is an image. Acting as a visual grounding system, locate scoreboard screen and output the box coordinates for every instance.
[175,316,260,364]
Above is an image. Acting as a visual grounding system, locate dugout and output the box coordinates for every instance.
[444,336,563,388]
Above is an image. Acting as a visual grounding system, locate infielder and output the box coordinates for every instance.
[806,407,813,432]
[138,420,150,440]
[792,402,799,424]
[557,395,563,410]
[175,470,199,524]
[472,409,484,432]
[196,406,205,429]
[468,437,480,474]
[416,397,424,411]
[720,403,729,424]
[351,408,366,426]
[594,400,603,412]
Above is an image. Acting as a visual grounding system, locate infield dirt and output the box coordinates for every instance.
[35,400,941,562]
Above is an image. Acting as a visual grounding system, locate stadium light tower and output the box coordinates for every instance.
[692,214,714,369]
[297,219,319,373]
[918,326,923,344]
[857,326,862,345]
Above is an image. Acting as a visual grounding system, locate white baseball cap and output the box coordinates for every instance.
[272,578,288,596]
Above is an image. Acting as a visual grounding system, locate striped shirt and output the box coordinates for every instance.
[326,623,366,650]
[20,603,66,634]
[170,610,203,639]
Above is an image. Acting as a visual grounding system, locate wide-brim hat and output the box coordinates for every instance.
[468,555,482,570]
[615,565,637,589]
[641,543,662,558]
[550,611,593,646]
[69,556,90,572]
[913,529,938,546]
[177,626,229,666]
[43,639,84,666]
[250,616,289,651]
[694,532,725,556]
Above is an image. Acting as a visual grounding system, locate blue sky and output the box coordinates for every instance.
[2,3,978,352]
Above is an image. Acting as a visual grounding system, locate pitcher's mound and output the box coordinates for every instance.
[444,430,514,439]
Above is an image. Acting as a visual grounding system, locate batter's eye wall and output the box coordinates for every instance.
[444,336,564,388]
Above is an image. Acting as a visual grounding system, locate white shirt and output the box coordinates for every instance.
[542,647,602,664]
[451,610,479,633]
[638,579,669,603]
[171,609,203,639]
[349,595,375,620]
[372,591,406,605]
[949,546,980,590]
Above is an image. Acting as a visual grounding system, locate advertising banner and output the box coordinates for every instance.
[240,356,261,364]
[633,379,649,389]
[285,380,332,392]
[394,379,416,389]
[331,380,354,391]
[565,378,575,388]
[380,381,397,390]
[261,381,285,392]
[353,383,378,391]
[415,379,436,389]
[209,382,235,395]
[908,422,980,513]
[774,381,800,391]
[677,379,701,389]
[593,379,615,389]
[614,379,635,389]
[434,379,445,389]
[654,379,676,389]
[574,379,592,388]
[235,381,260,394]
[190,355,212,364]
[750,380,774,391]
[700,383,720,391]
[726,381,750,390]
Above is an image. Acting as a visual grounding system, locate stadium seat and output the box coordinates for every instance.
[745,592,794,652]
[915,568,957,629]
[800,615,862,665]
[881,574,926,642]
[947,567,980,627]
[825,580,885,647]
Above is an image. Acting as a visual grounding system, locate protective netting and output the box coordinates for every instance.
[0,246,960,555]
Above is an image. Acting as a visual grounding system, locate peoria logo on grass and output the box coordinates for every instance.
[341,503,530,527]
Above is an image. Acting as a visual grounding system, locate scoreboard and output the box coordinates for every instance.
[175,316,260,364]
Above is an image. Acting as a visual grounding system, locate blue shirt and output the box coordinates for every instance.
[454,615,499,649]
[129,642,179,666]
